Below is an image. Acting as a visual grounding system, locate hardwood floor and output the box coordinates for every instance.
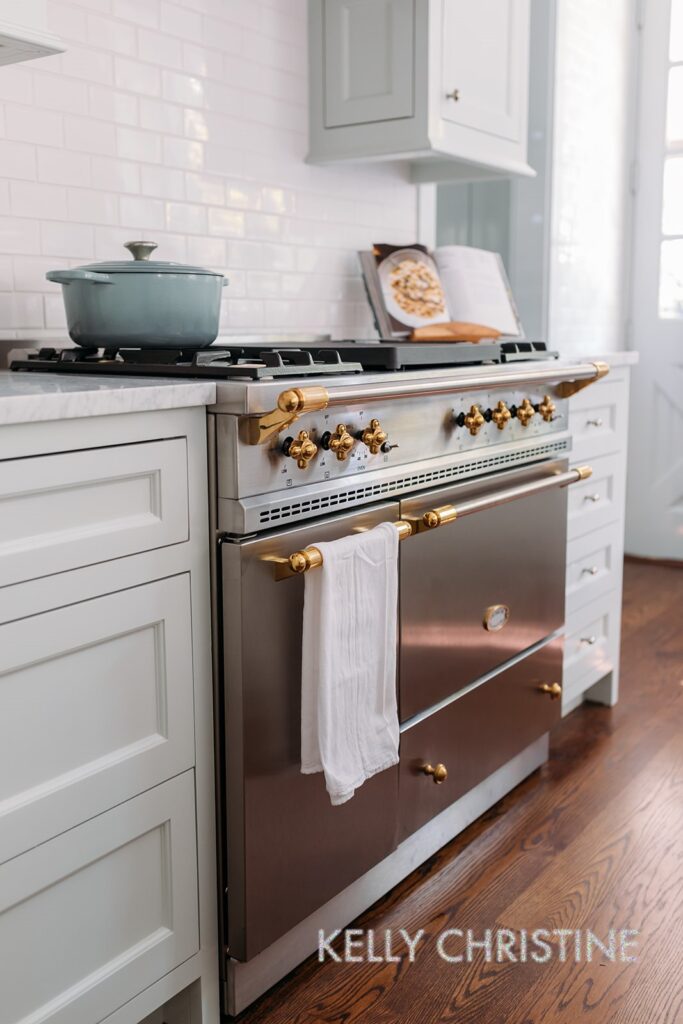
[239,560,683,1023]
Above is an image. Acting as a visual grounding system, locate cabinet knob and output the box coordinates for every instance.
[582,565,599,576]
[539,682,562,700]
[421,762,448,784]
[445,88,460,102]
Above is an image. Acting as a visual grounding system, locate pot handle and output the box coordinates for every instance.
[46,269,113,285]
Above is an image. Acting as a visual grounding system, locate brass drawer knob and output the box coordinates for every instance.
[539,682,562,699]
[421,762,448,784]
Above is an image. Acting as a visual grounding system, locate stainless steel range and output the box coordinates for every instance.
[202,343,608,1013]
[11,340,609,1014]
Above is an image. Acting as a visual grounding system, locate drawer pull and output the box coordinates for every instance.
[584,493,601,503]
[581,635,597,646]
[582,565,599,576]
[539,682,562,699]
[421,762,448,784]
[586,418,604,427]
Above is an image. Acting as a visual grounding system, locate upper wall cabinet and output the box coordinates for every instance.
[0,0,63,67]
[308,0,534,182]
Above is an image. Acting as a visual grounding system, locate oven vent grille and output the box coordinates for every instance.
[258,438,570,525]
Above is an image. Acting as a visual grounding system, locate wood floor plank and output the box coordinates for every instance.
[237,562,683,1023]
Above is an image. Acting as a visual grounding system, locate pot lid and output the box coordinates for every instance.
[80,241,224,276]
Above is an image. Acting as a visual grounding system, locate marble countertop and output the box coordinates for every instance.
[0,372,217,426]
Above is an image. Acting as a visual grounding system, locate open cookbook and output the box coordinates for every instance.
[359,243,524,341]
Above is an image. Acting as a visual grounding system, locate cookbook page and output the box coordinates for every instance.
[434,246,523,337]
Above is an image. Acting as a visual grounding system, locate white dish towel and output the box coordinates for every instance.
[300,521,400,806]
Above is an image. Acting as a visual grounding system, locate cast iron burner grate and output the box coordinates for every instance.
[9,345,365,380]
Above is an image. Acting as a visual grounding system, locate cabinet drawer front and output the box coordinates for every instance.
[565,523,624,617]
[567,452,624,540]
[323,0,415,128]
[563,592,620,695]
[399,639,562,840]
[0,438,188,588]
[0,575,195,864]
[0,772,198,1024]
[568,380,628,460]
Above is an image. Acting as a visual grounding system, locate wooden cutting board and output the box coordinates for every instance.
[410,321,501,343]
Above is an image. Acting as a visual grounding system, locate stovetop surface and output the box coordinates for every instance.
[10,339,557,379]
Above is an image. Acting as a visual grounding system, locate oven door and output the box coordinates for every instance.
[220,501,401,962]
[398,458,570,721]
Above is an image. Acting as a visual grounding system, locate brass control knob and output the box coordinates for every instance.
[491,399,512,431]
[464,404,485,436]
[538,395,556,422]
[283,429,317,469]
[327,423,355,461]
[539,682,562,700]
[516,398,536,427]
[422,762,448,784]
[360,418,388,454]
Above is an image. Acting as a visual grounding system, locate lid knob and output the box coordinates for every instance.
[124,240,158,262]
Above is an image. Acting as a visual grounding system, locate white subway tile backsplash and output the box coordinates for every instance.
[0,0,416,338]
[117,125,162,163]
[10,182,68,220]
[5,105,63,148]
[65,115,117,156]
[114,56,162,96]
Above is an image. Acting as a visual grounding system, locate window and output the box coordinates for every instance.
[659,0,683,316]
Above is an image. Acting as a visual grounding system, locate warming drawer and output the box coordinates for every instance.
[399,636,563,840]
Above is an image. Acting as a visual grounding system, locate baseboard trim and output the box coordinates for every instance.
[225,734,549,1016]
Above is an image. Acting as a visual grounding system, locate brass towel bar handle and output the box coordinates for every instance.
[269,465,592,580]
[246,363,610,444]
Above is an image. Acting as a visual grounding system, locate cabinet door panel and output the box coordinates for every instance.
[0,772,198,1024]
[0,575,195,864]
[440,0,526,142]
[324,0,415,127]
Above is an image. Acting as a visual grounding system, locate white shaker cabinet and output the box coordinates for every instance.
[308,0,534,182]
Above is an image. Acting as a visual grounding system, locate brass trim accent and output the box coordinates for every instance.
[516,397,536,427]
[538,394,556,422]
[539,682,562,700]
[483,604,510,632]
[421,762,448,784]
[270,518,414,580]
[554,361,609,398]
[491,399,512,430]
[464,403,485,436]
[285,429,318,469]
[246,385,329,445]
[328,423,355,461]
[422,504,458,530]
[360,418,388,454]
[575,465,593,480]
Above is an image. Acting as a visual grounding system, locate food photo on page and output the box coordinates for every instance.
[0,1,680,1023]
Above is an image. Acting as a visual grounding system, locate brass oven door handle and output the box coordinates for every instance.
[414,465,592,532]
[269,519,414,580]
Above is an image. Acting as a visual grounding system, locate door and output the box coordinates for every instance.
[220,502,400,961]
[627,0,683,558]
[399,459,569,721]
[439,0,528,142]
